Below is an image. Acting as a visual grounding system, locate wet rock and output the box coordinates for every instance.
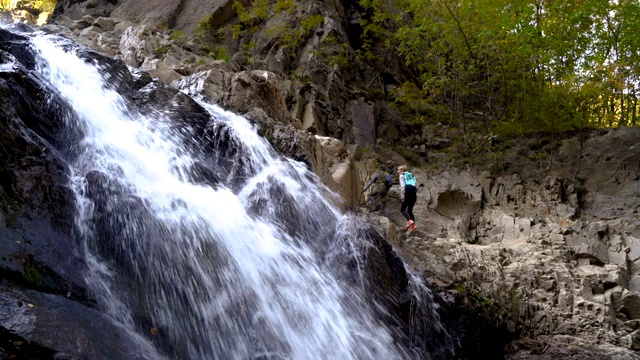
[176,62,234,104]
[0,49,88,302]
[139,57,182,84]
[0,286,154,360]
[118,25,155,67]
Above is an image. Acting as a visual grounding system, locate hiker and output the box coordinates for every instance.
[398,165,417,231]
[363,168,393,217]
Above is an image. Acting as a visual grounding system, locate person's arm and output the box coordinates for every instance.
[363,173,378,192]
[399,173,406,197]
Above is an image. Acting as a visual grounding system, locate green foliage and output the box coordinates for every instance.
[194,13,215,37]
[273,14,324,50]
[155,45,168,56]
[31,0,57,13]
[453,281,515,322]
[358,0,640,137]
[314,35,351,71]
[170,30,185,42]
[455,283,494,308]
[206,46,230,61]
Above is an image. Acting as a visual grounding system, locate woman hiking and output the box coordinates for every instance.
[397,165,417,232]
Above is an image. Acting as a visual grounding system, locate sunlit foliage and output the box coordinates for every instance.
[359,0,640,135]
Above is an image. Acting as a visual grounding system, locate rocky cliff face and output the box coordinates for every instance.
[375,129,640,358]
[39,0,640,358]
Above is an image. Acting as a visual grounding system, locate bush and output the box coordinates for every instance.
[155,45,168,56]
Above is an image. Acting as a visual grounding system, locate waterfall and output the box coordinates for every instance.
[8,28,457,359]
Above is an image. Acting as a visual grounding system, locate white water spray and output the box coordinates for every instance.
[30,34,411,359]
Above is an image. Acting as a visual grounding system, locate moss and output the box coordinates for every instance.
[23,262,42,286]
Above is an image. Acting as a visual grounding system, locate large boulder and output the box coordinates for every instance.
[224,70,293,125]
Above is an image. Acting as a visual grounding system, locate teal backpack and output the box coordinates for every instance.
[404,172,417,186]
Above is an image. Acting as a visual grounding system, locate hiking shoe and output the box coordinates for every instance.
[405,220,414,229]
[407,223,417,232]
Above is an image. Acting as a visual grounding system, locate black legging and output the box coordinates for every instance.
[401,185,417,222]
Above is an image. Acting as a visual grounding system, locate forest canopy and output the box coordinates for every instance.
[358,0,640,135]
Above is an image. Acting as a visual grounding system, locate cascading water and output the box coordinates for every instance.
[19,30,453,359]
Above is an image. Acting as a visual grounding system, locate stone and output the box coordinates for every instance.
[557,288,573,310]
[79,25,103,36]
[161,52,183,69]
[629,329,640,350]
[605,266,627,289]
[111,0,248,34]
[36,2,640,356]
[92,16,115,32]
[140,58,182,84]
[118,25,154,67]
[302,101,320,133]
[549,233,565,245]
[620,292,640,320]
[575,241,609,266]
[224,70,292,125]
[629,276,640,293]
[537,276,555,291]
[349,98,375,148]
[609,249,628,268]
[627,237,640,263]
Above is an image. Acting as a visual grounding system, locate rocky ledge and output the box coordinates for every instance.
[361,128,640,358]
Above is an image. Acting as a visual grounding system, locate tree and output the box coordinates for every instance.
[358,0,640,136]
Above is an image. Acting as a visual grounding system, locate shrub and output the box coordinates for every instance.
[155,45,168,56]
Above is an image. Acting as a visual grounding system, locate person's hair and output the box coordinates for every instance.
[398,165,407,172]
